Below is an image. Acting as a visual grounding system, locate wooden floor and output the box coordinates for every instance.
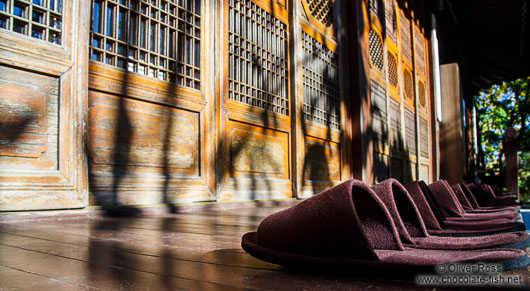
[0,203,529,290]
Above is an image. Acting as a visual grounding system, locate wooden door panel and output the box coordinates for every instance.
[87,0,214,206]
[0,66,56,165]
[406,161,417,183]
[0,0,89,211]
[419,163,429,183]
[219,0,292,201]
[300,135,340,197]
[88,92,199,173]
[391,157,403,182]
[299,23,342,195]
[87,82,212,205]
[229,121,289,179]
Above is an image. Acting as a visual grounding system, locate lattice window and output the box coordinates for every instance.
[371,80,388,148]
[415,28,425,75]
[389,98,402,151]
[228,0,289,115]
[302,31,340,129]
[405,108,416,155]
[387,51,398,88]
[399,10,411,63]
[418,81,426,108]
[369,0,382,21]
[403,68,413,102]
[420,117,429,158]
[90,0,201,88]
[305,0,333,27]
[369,29,384,72]
[385,0,397,44]
[369,0,378,16]
[0,0,63,44]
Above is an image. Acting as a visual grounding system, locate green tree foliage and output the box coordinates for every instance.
[476,77,530,200]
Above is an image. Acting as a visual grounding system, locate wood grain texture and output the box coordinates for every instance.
[87,90,213,206]
[0,204,504,290]
[302,136,340,181]
[229,121,289,178]
[0,65,57,163]
[88,92,199,173]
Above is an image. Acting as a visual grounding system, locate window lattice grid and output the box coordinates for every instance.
[90,0,201,88]
[387,51,398,88]
[414,29,425,75]
[306,0,333,27]
[420,117,429,158]
[385,0,397,44]
[0,0,63,44]
[228,0,289,115]
[371,80,388,148]
[403,68,413,102]
[389,98,402,151]
[302,31,339,129]
[418,81,426,108]
[405,108,416,155]
[399,10,411,62]
[369,0,381,20]
[369,29,384,72]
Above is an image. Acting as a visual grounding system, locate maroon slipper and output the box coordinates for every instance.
[241,179,530,271]
[459,183,518,212]
[466,183,518,207]
[428,181,518,221]
[406,181,526,236]
[371,179,530,251]
[453,184,518,213]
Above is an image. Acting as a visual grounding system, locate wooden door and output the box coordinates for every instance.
[218,0,292,200]
[414,23,432,183]
[367,0,390,183]
[297,0,345,197]
[0,0,89,210]
[385,0,405,182]
[399,7,417,183]
[364,0,434,185]
[87,0,215,206]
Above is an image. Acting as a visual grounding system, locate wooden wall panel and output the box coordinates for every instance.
[302,137,340,181]
[0,66,57,167]
[229,121,289,179]
[88,92,199,174]
[419,163,430,182]
[217,119,292,201]
[373,152,389,183]
[390,157,403,182]
[405,161,417,183]
[300,136,341,197]
[87,91,206,206]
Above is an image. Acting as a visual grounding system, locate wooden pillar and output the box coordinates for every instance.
[439,63,465,184]
[504,127,519,198]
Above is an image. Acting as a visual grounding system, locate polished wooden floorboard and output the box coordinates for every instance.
[0,204,529,290]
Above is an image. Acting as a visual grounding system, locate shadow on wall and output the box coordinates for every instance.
[356,0,413,185]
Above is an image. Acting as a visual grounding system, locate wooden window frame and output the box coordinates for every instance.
[300,22,340,131]
[300,0,334,37]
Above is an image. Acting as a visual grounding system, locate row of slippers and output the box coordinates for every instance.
[241,179,530,273]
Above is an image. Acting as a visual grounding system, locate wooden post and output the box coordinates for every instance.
[504,127,519,199]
